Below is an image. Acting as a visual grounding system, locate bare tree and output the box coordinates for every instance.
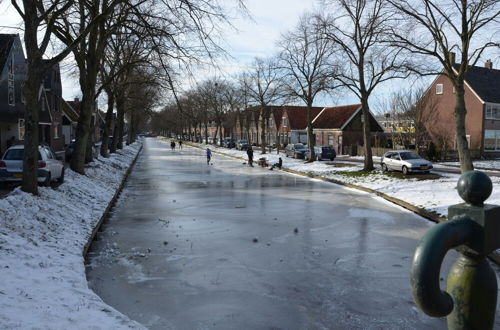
[388,0,500,172]
[11,0,105,194]
[382,87,439,151]
[319,0,408,170]
[245,57,284,154]
[277,13,338,161]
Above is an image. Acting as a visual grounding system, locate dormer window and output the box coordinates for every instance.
[436,84,443,95]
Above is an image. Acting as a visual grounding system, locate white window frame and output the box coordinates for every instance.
[436,84,443,95]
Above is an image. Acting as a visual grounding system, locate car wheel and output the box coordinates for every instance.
[330,157,334,161]
[402,166,409,175]
[382,163,388,172]
[44,173,51,187]
[57,168,65,183]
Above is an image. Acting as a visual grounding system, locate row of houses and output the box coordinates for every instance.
[202,58,500,158]
[204,104,384,155]
[0,34,103,157]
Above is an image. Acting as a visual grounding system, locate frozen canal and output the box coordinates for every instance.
[86,138,500,329]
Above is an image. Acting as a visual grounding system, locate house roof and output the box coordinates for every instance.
[0,34,15,72]
[63,100,80,122]
[312,104,361,129]
[66,99,82,115]
[284,106,324,129]
[456,64,500,104]
[270,107,284,128]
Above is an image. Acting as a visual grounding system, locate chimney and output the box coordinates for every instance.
[485,59,493,69]
[74,97,80,102]
[449,52,456,64]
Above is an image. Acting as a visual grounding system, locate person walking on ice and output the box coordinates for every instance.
[206,148,212,165]
[246,146,254,167]
[171,141,176,150]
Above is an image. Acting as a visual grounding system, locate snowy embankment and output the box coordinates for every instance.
[187,141,500,218]
[0,143,144,329]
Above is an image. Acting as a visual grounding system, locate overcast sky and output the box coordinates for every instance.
[0,1,497,112]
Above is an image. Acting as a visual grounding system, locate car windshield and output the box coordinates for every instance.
[400,152,422,160]
[295,144,306,149]
[3,149,43,160]
[240,140,248,143]
[322,147,333,151]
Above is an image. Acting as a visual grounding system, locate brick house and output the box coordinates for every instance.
[41,61,65,155]
[279,106,324,144]
[420,60,500,157]
[312,104,384,154]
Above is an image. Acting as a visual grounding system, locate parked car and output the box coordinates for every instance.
[380,150,433,175]
[285,143,308,159]
[65,140,75,162]
[305,146,337,161]
[236,139,249,150]
[222,138,236,148]
[0,145,65,186]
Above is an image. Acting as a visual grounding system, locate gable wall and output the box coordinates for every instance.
[422,74,484,152]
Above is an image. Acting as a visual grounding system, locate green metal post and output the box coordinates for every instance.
[411,171,500,329]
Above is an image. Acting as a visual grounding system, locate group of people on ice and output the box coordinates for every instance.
[205,145,281,170]
[170,140,182,150]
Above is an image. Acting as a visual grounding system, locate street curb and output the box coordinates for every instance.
[82,143,144,257]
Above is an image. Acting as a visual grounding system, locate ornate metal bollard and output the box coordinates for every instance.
[411,170,500,329]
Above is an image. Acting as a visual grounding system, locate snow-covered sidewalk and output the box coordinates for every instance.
[187,141,500,218]
[0,142,144,329]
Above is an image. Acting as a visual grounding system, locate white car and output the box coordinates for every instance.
[0,145,65,186]
[380,150,433,175]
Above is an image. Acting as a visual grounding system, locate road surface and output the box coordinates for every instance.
[86,138,500,330]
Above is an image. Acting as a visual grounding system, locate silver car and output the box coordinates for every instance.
[380,150,433,175]
[0,145,65,186]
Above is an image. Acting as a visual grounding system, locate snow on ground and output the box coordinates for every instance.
[0,143,144,330]
[185,141,500,217]
[439,159,500,169]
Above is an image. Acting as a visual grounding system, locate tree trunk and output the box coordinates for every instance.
[454,82,474,172]
[116,92,125,150]
[70,87,94,174]
[204,123,208,144]
[20,2,45,195]
[100,90,114,157]
[306,104,316,161]
[21,69,42,195]
[361,95,374,171]
[260,107,267,154]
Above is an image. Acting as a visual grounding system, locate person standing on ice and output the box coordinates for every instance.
[246,146,254,167]
[206,148,212,165]
[171,141,176,150]
[178,140,182,149]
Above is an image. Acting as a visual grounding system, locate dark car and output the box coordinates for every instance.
[222,138,236,148]
[306,146,336,161]
[65,140,76,162]
[285,143,308,159]
[236,139,249,150]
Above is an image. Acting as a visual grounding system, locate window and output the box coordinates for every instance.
[484,130,500,151]
[485,104,500,120]
[18,119,24,140]
[54,125,59,139]
[436,84,443,95]
[328,135,334,146]
[282,117,288,127]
